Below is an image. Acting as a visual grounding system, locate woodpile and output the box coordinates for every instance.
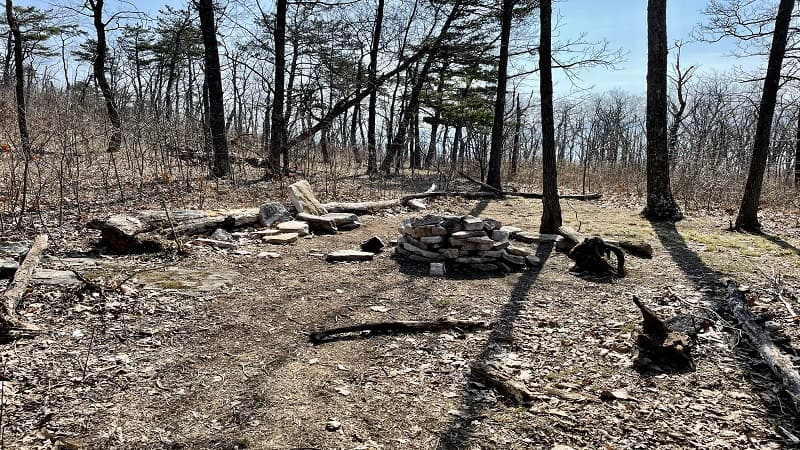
[395,215,540,272]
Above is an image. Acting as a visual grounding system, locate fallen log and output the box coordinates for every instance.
[727,280,800,411]
[86,208,259,253]
[471,362,536,404]
[458,172,602,200]
[322,188,601,215]
[309,318,492,343]
[1,234,48,334]
[558,225,653,259]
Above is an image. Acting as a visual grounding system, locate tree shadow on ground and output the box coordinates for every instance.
[758,230,800,257]
[648,219,799,434]
[436,242,554,449]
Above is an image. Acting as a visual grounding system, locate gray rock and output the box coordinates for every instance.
[0,258,19,278]
[326,250,375,262]
[470,263,499,271]
[475,249,503,258]
[251,229,281,237]
[194,238,238,249]
[526,255,542,265]
[482,218,502,231]
[258,202,292,227]
[461,216,484,231]
[490,230,510,242]
[257,251,281,258]
[360,236,386,253]
[0,241,28,259]
[288,180,328,216]
[438,248,459,259]
[501,250,526,265]
[420,235,445,244]
[499,225,522,237]
[410,225,448,238]
[263,233,299,245]
[277,220,310,236]
[210,228,234,242]
[412,215,443,227]
[451,231,487,239]
[402,242,444,260]
[441,216,462,233]
[33,269,83,288]
[429,262,446,276]
[296,212,338,234]
[455,256,495,264]
[337,221,362,231]
[506,245,531,257]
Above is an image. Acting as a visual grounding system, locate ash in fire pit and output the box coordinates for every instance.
[395,215,539,272]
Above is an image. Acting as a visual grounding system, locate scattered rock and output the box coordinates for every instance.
[325,419,342,432]
[277,220,310,236]
[32,269,83,288]
[430,262,446,277]
[257,251,281,258]
[263,233,299,245]
[326,250,374,262]
[210,228,234,242]
[0,241,29,259]
[193,238,238,250]
[288,180,328,216]
[360,236,386,253]
[258,202,292,227]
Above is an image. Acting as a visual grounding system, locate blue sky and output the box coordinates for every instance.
[550,0,763,95]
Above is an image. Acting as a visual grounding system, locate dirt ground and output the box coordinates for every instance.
[2,193,800,449]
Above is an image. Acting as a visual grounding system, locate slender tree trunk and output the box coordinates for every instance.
[366,0,385,176]
[735,0,795,230]
[487,0,513,190]
[89,0,122,153]
[511,92,522,175]
[350,57,363,163]
[195,0,230,178]
[269,0,287,176]
[6,0,31,227]
[539,0,562,234]
[795,108,800,187]
[643,0,682,220]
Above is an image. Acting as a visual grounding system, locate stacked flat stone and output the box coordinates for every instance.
[395,215,538,272]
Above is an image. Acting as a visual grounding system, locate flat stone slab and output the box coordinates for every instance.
[506,246,531,257]
[210,228,234,242]
[33,269,83,288]
[514,232,563,244]
[263,233,299,244]
[251,229,281,237]
[194,238,238,250]
[277,220,310,236]
[326,250,374,262]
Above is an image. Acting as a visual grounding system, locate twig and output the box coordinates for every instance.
[162,200,184,254]
[0,359,5,450]
[81,326,96,383]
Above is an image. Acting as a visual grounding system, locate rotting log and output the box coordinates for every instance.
[568,236,626,277]
[1,234,48,334]
[309,318,492,343]
[322,184,437,214]
[558,225,653,259]
[727,280,800,411]
[86,208,259,253]
[471,362,535,404]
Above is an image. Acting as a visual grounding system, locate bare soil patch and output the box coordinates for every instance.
[2,195,800,449]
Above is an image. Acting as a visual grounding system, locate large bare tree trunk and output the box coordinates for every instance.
[735,0,795,231]
[487,0,513,190]
[539,0,562,234]
[195,0,230,178]
[643,0,682,221]
[268,0,287,176]
[88,0,122,154]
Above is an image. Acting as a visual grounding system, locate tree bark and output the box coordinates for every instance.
[735,0,794,230]
[487,0,513,190]
[795,107,800,187]
[5,0,29,159]
[268,0,287,176]
[366,0,385,176]
[539,0,562,234]
[195,0,230,178]
[643,0,682,221]
[511,92,522,175]
[89,0,122,153]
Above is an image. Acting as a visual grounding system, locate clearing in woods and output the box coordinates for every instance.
[3,194,800,449]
